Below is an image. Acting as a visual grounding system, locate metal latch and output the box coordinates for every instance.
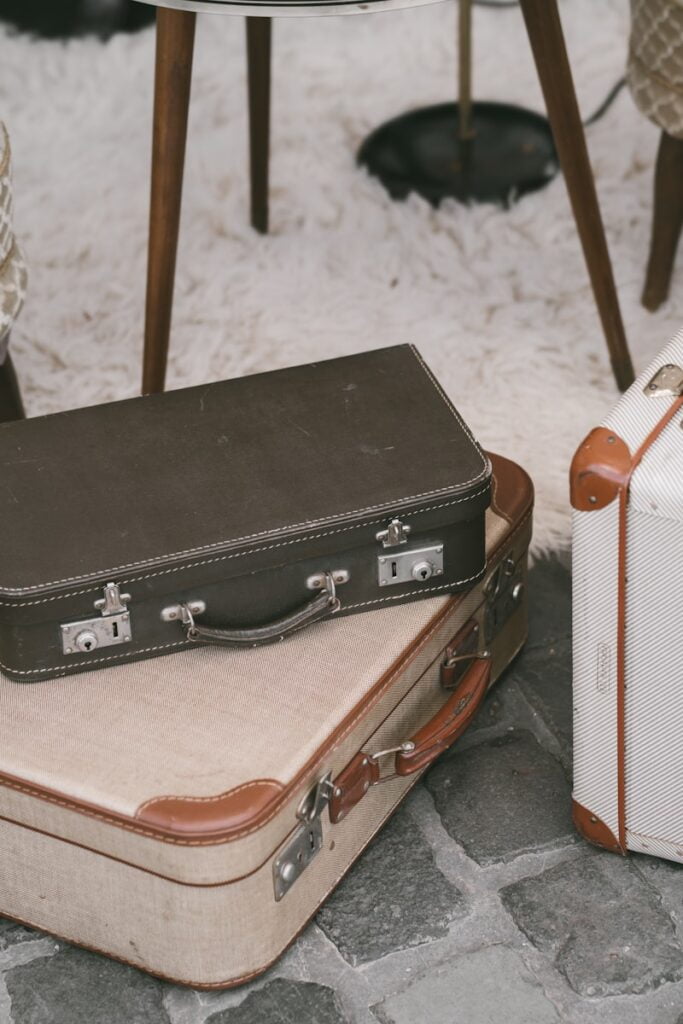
[61,582,132,656]
[273,773,333,901]
[484,555,525,645]
[376,518,412,548]
[644,363,683,398]
[378,545,444,587]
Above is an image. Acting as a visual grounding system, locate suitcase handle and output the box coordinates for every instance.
[395,655,491,776]
[178,574,341,648]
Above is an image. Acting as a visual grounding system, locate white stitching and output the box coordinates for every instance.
[0,487,490,602]
[409,345,488,472]
[0,508,532,844]
[0,640,188,678]
[344,573,483,610]
[1,507,531,677]
[0,569,485,677]
[137,779,282,814]
[0,349,488,594]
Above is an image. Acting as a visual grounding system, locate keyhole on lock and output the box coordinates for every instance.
[411,560,435,582]
[75,630,99,653]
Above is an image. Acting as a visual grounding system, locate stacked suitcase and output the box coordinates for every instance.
[0,442,532,987]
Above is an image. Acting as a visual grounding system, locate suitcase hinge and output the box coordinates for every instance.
[60,583,133,656]
[644,363,683,398]
[273,773,334,902]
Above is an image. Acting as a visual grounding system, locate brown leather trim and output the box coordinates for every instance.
[487,451,535,525]
[571,398,683,851]
[0,773,426,989]
[572,799,625,855]
[329,753,380,825]
[136,780,284,835]
[570,427,631,511]
[0,459,533,845]
[0,810,281,889]
[614,395,683,850]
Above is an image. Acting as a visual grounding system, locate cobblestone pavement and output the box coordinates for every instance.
[2,556,683,1023]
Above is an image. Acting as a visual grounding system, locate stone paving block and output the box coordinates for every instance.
[425,729,574,865]
[634,855,683,929]
[513,639,573,758]
[501,853,683,997]
[317,806,465,965]
[467,675,508,736]
[0,918,39,952]
[526,556,572,651]
[5,947,171,1024]
[371,945,560,1024]
[206,979,347,1024]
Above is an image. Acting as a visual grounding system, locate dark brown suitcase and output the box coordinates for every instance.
[0,346,491,681]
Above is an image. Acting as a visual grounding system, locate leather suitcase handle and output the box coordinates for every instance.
[180,577,340,648]
[395,656,491,776]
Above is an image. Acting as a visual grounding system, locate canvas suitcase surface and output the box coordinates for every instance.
[0,345,491,682]
[0,452,531,988]
[572,327,683,863]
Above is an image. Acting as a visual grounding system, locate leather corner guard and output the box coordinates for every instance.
[570,427,631,511]
[572,799,626,855]
[487,452,535,526]
[136,780,284,837]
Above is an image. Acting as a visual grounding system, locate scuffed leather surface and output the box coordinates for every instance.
[0,345,488,595]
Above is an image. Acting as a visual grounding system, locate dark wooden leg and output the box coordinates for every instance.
[142,7,196,395]
[0,349,25,422]
[642,131,683,312]
[519,0,635,391]
[246,17,272,234]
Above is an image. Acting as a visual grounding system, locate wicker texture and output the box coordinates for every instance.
[0,123,27,354]
[628,0,683,138]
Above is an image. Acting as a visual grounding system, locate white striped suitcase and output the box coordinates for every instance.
[0,454,532,988]
[572,327,683,862]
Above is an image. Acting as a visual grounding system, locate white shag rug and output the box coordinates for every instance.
[1,0,681,553]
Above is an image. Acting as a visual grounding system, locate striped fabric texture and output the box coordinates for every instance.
[573,326,683,864]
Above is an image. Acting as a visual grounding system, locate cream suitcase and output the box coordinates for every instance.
[572,329,683,862]
[0,453,532,988]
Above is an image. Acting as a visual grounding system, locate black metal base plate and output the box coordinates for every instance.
[358,102,558,207]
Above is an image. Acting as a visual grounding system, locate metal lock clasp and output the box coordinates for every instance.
[376,517,412,548]
[273,774,333,901]
[60,582,133,656]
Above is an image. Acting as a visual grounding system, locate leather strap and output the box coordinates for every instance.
[184,589,339,648]
[396,657,491,775]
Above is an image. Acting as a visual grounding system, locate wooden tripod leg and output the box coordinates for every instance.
[246,17,272,234]
[0,350,25,423]
[642,131,683,312]
[142,7,196,396]
[519,0,635,391]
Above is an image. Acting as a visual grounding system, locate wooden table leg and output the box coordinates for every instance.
[142,7,196,395]
[0,350,25,423]
[519,0,635,392]
[642,131,683,312]
[246,17,272,234]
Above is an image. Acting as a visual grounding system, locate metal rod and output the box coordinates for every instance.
[458,0,474,141]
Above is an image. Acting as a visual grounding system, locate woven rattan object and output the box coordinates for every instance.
[0,124,27,361]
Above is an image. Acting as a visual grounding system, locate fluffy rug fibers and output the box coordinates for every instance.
[2,0,682,552]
